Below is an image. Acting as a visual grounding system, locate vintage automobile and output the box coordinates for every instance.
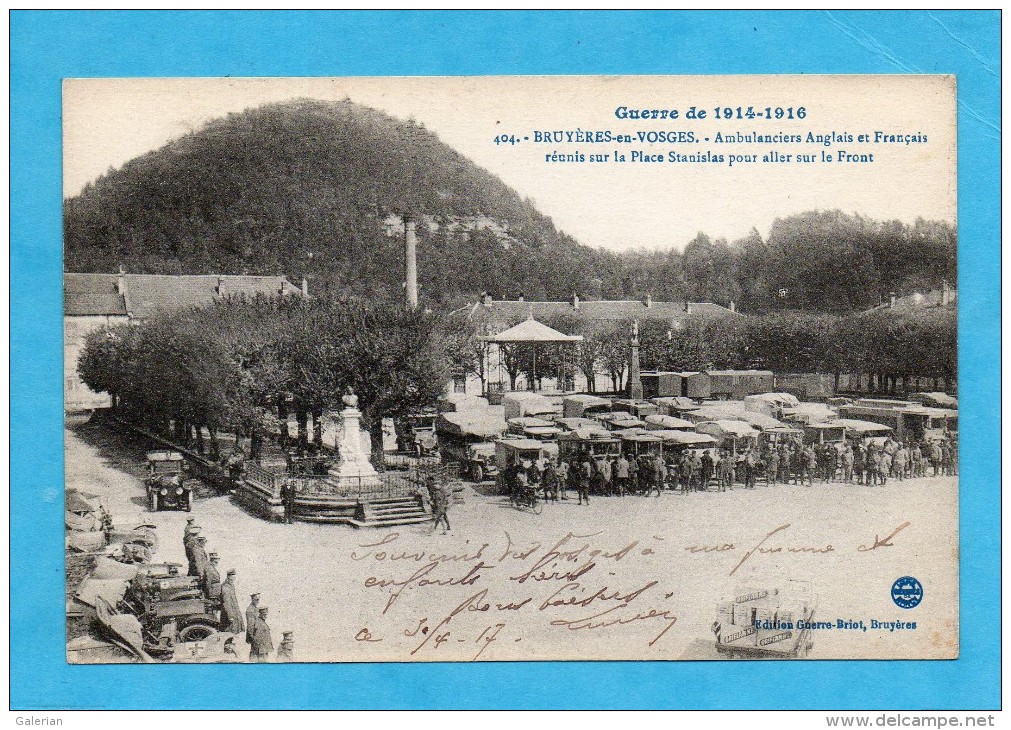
[618,430,663,458]
[591,411,647,431]
[612,398,660,419]
[461,441,498,483]
[120,572,221,653]
[650,430,719,465]
[507,416,563,441]
[557,427,621,466]
[395,411,440,456]
[145,451,193,512]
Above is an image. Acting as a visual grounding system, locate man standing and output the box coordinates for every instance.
[219,569,244,634]
[767,447,780,487]
[627,454,639,495]
[183,517,198,543]
[249,606,274,663]
[184,525,201,577]
[893,443,908,481]
[700,450,714,490]
[556,460,569,500]
[878,450,891,486]
[245,593,261,646]
[431,482,451,534]
[191,535,210,581]
[276,631,295,662]
[802,446,817,487]
[929,441,942,477]
[542,461,558,502]
[842,445,855,483]
[203,552,223,600]
[578,457,593,506]
[614,454,630,497]
[598,455,613,496]
[652,454,666,496]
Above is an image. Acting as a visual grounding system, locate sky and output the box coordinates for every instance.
[63,76,956,252]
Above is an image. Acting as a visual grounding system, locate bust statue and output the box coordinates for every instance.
[342,387,359,409]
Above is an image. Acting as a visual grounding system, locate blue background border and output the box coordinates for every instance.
[10,10,1001,710]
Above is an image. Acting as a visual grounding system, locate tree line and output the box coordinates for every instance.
[458,306,957,395]
[80,295,955,462]
[78,294,453,464]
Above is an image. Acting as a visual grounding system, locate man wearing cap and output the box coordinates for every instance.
[203,552,222,600]
[245,593,261,645]
[249,606,274,662]
[184,525,201,576]
[219,569,244,634]
[276,631,295,661]
[191,535,210,580]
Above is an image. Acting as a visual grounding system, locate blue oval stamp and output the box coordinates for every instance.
[891,576,923,609]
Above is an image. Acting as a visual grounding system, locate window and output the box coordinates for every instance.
[453,376,467,394]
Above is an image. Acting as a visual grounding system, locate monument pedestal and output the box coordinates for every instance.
[327,406,380,488]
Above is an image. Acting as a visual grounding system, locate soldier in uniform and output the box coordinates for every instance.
[276,631,295,661]
[191,535,210,579]
[841,444,855,483]
[219,569,244,634]
[578,457,593,505]
[802,446,817,487]
[245,593,261,645]
[203,552,223,600]
[700,450,714,490]
[651,453,666,496]
[431,482,451,534]
[766,447,780,486]
[184,525,201,576]
[249,606,274,662]
[556,460,569,500]
[541,461,558,502]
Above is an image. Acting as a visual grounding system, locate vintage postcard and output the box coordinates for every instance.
[63,75,958,664]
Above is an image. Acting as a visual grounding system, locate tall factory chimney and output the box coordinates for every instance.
[404,215,419,310]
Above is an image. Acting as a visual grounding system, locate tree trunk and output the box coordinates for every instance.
[195,425,205,454]
[250,428,262,461]
[312,406,323,446]
[208,427,220,460]
[277,396,288,449]
[833,371,841,393]
[369,418,386,472]
[295,403,308,450]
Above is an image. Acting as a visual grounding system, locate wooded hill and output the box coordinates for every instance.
[64,99,956,313]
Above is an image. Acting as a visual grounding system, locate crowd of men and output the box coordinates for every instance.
[749,434,958,488]
[499,433,958,504]
[182,518,294,661]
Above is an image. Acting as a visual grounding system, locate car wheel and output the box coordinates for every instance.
[472,464,484,483]
[178,621,216,642]
[414,444,422,457]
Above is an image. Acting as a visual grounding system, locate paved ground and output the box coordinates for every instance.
[67,421,958,662]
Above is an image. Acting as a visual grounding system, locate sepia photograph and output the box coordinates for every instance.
[62,75,959,665]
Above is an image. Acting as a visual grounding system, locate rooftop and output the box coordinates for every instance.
[65,272,304,318]
[459,295,737,329]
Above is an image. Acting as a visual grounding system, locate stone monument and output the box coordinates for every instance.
[628,319,644,400]
[327,388,380,488]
